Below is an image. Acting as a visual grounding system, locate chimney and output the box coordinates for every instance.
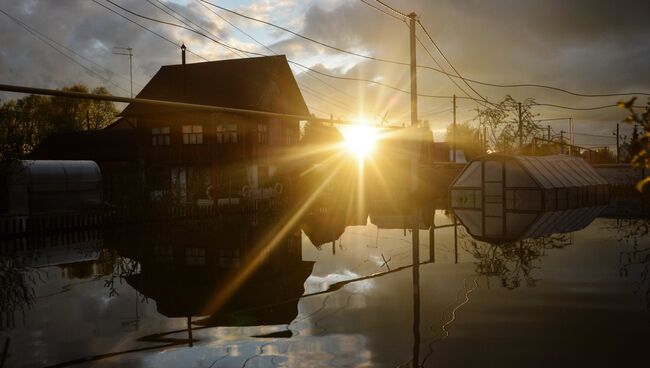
[181,43,186,65]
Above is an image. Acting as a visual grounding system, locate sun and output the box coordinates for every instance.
[341,124,378,158]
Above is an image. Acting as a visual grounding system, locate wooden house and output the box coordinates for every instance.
[119,55,309,203]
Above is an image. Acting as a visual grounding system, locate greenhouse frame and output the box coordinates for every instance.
[449,154,609,242]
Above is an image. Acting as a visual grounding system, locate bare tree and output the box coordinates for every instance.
[476,95,542,154]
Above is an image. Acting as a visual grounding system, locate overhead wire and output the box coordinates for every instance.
[91,0,209,62]
[97,0,466,103]
[146,0,246,58]
[192,0,360,112]
[0,7,131,95]
[95,1,647,115]
[359,0,405,21]
[367,0,410,18]
[416,19,491,105]
[357,1,649,98]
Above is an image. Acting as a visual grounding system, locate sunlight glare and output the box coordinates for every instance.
[342,124,378,158]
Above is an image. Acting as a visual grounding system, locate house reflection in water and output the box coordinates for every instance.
[108,214,313,335]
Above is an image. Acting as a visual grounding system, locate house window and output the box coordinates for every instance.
[257,123,268,144]
[182,125,203,144]
[152,127,170,146]
[216,124,238,143]
[185,247,206,266]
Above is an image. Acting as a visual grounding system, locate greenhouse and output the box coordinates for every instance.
[449,154,609,242]
[3,160,103,215]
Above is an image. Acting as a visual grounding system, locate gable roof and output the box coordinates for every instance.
[120,55,309,117]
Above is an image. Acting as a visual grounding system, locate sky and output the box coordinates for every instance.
[1,0,649,146]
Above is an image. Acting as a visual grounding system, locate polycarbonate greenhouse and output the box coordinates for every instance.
[449,154,609,242]
[5,160,103,215]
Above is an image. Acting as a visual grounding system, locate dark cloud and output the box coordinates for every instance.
[1,0,648,142]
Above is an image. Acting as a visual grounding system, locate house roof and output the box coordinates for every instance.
[120,55,310,117]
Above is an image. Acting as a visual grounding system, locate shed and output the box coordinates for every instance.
[449,154,609,241]
[5,160,102,215]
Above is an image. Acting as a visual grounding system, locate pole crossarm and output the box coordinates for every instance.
[0,83,389,127]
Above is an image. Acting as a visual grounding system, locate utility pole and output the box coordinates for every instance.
[408,14,420,368]
[560,130,565,154]
[569,117,574,146]
[452,94,457,162]
[616,123,620,164]
[518,102,523,153]
[409,13,418,128]
[483,125,487,153]
[547,125,551,142]
[113,46,133,98]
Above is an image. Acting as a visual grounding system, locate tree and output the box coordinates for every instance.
[619,97,650,191]
[0,84,118,205]
[475,95,542,154]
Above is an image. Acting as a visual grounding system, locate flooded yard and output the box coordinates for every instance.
[1,199,649,368]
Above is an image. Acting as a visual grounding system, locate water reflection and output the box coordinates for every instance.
[1,191,650,367]
[109,215,313,331]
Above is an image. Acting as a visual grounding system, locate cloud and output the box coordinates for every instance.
[1,0,648,143]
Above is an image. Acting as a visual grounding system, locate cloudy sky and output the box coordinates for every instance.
[2,0,649,145]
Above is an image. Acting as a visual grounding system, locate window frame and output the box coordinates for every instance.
[151,126,171,146]
[182,125,203,145]
[216,123,238,144]
[257,122,268,144]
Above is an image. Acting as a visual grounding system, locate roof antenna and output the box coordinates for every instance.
[181,43,186,65]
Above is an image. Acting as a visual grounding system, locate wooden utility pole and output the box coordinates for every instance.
[409,13,418,128]
[518,102,523,152]
[560,130,565,154]
[547,125,551,142]
[452,94,457,162]
[483,125,487,153]
[616,123,621,164]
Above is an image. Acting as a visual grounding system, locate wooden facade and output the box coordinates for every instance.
[120,55,309,203]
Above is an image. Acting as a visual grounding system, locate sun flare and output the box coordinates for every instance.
[341,124,379,158]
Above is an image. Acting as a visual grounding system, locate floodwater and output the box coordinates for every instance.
[1,198,649,367]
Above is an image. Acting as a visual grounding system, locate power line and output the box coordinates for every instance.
[193,0,360,109]
[358,0,405,21]
[146,0,246,58]
[91,0,209,62]
[416,19,490,105]
[98,0,465,102]
[415,35,489,107]
[572,132,616,139]
[535,117,571,122]
[200,0,650,103]
[95,1,642,115]
[368,0,409,18]
[359,2,650,98]
[533,102,620,111]
[0,7,131,95]
[465,79,650,98]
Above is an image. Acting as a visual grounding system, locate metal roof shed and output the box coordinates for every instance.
[449,154,609,241]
